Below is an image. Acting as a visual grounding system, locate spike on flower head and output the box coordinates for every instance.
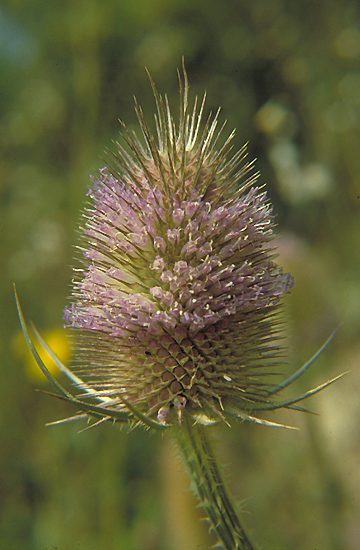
[63,67,295,427]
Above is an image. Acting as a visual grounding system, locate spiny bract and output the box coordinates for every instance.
[63,69,294,427]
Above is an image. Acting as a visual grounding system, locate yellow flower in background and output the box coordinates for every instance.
[13,327,70,382]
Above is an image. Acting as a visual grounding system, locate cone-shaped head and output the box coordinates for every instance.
[64,68,294,426]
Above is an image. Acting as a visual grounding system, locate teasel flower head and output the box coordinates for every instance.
[17,67,342,432]
[57,68,302,429]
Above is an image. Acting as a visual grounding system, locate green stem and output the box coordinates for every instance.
[172,412,258,550]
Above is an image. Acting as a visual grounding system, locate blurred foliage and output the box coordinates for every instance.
[1,0,360,549]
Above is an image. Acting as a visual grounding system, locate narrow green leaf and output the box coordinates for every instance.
[268,329,339,395]
[14,284,75,402]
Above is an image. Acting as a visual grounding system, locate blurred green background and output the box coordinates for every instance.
[1,1,360,549]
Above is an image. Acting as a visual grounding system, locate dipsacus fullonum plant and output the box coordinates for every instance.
[16,67,344,550]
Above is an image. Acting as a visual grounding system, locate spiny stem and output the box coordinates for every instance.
[172,412,258,550]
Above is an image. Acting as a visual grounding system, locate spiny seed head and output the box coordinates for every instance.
[63,69,294,426]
